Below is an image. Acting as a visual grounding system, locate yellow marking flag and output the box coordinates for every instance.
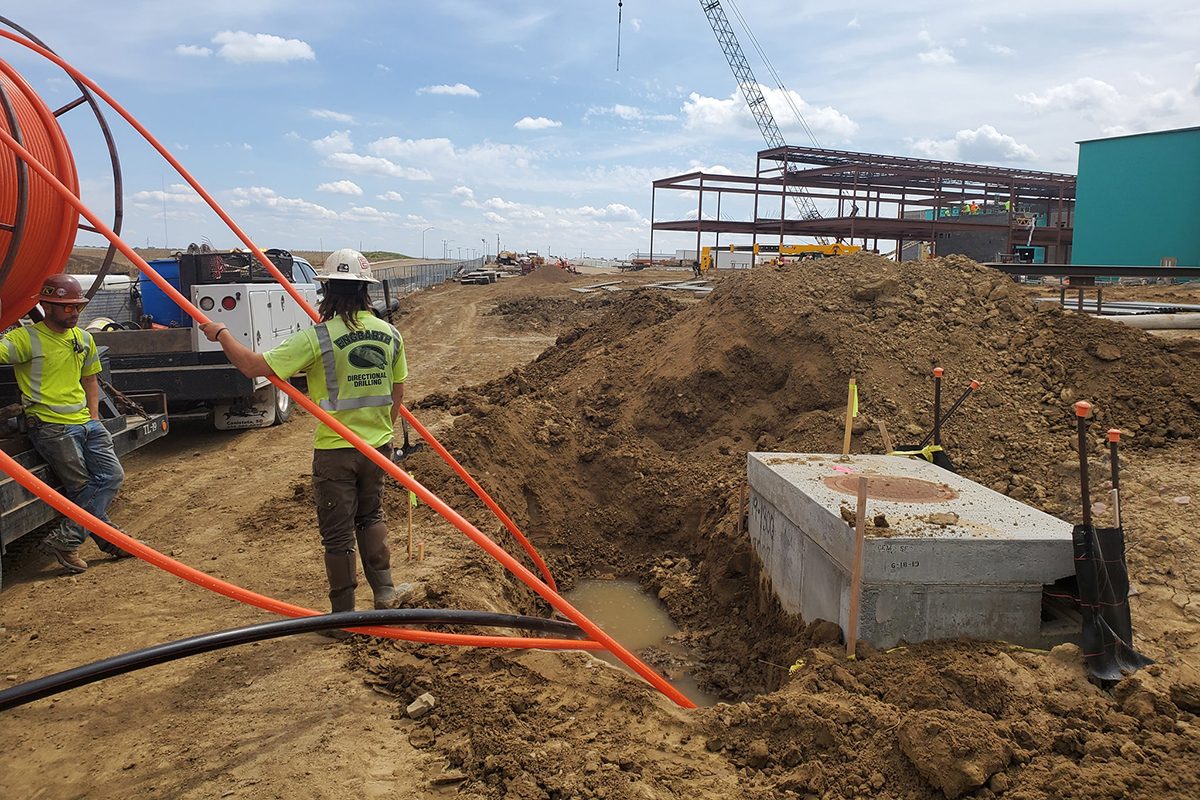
[850,381,859,418]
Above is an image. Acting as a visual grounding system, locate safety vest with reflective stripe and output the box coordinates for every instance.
[0,322,100,424]
[262,311,407,450]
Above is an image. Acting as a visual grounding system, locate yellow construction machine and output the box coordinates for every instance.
[699,242,861,272]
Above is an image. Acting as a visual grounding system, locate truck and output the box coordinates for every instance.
[0,352,168,590]
[89,247,319,430]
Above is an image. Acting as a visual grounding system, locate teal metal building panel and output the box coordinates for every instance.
[1072,127,1200,267]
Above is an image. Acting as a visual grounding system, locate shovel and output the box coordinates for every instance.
[392,418,426,462]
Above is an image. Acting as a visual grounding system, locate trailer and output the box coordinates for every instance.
[0,354,168,590]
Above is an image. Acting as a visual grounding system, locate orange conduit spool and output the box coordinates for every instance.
[0,35,694,708]
[0,55,78,329]
[0,30,558,596]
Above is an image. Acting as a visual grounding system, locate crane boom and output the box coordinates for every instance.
[698,0,825,234]
[698,0,785,149]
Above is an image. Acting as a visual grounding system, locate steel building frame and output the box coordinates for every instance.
[649,146,1076,264]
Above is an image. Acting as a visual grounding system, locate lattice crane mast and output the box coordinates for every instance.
[697,0,826,238]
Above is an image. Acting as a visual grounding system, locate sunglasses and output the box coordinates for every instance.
[51,303,86,313]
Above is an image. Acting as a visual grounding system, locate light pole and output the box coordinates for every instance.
[442,239,448,260]
[481,237,487,264]
[457,246,463,260]
[422,226,434,259]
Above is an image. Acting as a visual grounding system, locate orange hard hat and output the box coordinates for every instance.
[36,274,89,306]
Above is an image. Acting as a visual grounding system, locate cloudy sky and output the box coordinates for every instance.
[2,1,1197,259]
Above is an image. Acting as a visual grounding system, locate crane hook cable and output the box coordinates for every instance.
[0,38,693,709]
[0,610,586,712]
[0,29,557,596]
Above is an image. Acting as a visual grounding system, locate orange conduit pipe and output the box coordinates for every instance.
[0,30,557,595]
[0,53,692,711]
[397,407,557,591]
[0,446,589,650]
[0,56,78,329]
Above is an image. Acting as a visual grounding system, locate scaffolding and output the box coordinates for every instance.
[650,146,1077,265]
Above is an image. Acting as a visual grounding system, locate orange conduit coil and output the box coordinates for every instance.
[0,33,693,708]
[0,31,557,596]
[0,55,78,329]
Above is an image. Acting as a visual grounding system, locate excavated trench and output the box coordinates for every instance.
[351,260,1200,799]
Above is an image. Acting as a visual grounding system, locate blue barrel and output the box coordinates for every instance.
[139,258,188,327]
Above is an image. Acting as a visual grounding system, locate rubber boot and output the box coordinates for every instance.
[357,522,403,609]
[321,551,358,639]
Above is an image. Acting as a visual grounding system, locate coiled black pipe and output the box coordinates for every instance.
[0,609,585,711]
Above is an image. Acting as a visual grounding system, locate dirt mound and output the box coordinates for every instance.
[485,296,617,331]
[399,254,1200,797]
[523,264,574,284]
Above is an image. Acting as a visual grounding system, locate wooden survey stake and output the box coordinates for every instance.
[877,419,894,454]
[841,377,857,457]
[407,501,414,560]
[846,476,868,659]
[736,484,748,537]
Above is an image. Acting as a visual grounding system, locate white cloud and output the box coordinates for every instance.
[417,83,481,98]
[131,184,204,205]
[368,137,536,179]
[576,203,646,223]
[342,206,402,223]
[323,153,434,181]
[229,186,337,219]
[986,44,1014,57]
[175,44,212,57]
[311,109,354,124]
[1143,89,1185,116]
[911,124,1037,163]
[1192,62,1200,96]
[211,31,315,64]
[514,116,562,130]
[918,47,956,66]
[480,197,544,219]
[483,211,507,223]
[916,29,956,65]
[631,19,642,32]
[317,180,363,196]
[681,85,858,143]
[848,16,860,29]
[1016,78,1121,118]
[311,130,353,155]
[377,191,405,202]
[451,185,475,199]
[587,104,677,123]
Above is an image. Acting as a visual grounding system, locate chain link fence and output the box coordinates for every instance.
[367,258,481,312]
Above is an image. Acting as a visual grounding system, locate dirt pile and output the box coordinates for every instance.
[524,264,575,285]
[398,253,1199,797]
[486,296,618,332]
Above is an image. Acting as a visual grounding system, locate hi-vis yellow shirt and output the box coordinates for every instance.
[263,311,407,450]
[0,322,100,425]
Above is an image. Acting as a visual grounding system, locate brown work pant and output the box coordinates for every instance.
[311,445,391,554]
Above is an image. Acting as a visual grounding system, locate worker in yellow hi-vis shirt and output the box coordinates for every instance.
[0,274,129,574]
[200,249,411,636]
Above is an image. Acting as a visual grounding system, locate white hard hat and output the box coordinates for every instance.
[319,248,378,283]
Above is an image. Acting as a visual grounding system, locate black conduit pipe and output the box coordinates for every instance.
[0,609,585,712]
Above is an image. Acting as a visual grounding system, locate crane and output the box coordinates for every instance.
[697,0,826,237]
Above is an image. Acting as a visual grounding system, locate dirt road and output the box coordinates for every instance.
[1,263,1197,799]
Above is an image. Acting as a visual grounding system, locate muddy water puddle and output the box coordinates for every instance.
[566,579,717,706]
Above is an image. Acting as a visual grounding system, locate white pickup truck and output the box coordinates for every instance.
[91,248,318,429]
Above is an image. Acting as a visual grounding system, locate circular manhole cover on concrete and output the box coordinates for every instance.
[822,474,958,503]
